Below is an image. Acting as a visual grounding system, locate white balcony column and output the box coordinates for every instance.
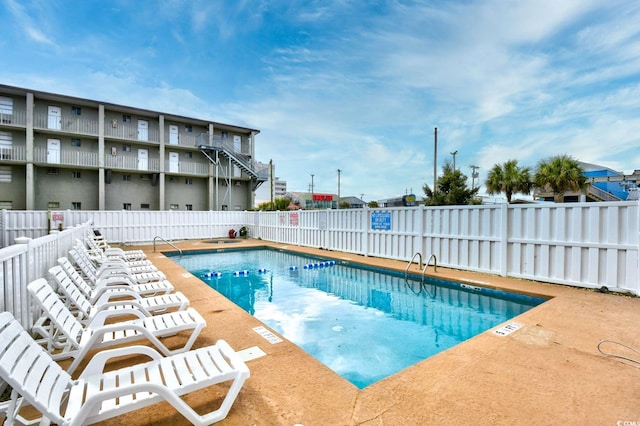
[98,104,105,210]
[159,114,166,210]
[25,92,35,210]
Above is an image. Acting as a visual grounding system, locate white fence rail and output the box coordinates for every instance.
[0,201,638,328]
[0,222,91,328]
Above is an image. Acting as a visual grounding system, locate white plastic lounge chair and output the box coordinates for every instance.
[84,230,148,261]
[49,265,189,323]
[28,278,206,374]
[69,248,169,285]
[0,311,249,426]
[59,255,174,298]
[75,240,157,271]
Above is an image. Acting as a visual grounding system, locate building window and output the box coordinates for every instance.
[123,174,131,181]
[185,125,192,133]
[122,144,131,152]
[71,138,81,147]
[185,178,193,185]
[170,204,179,210]
[47,202,60,208]
[221,131,228,139]
[47,168,59,175]
[71,202,81,210]
[184,152,192,159]
[169,176,179,182]
[71,106,81,116]
[0,166,11,183]
[123,203,131,210]
[72,171,81,179]
[123,114,131,123]
[140,203,150,209]
[185,204,193,211]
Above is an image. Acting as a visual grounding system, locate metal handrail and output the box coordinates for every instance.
[405,252,423,279]
[153,236,182,257]
[424,254,437,275]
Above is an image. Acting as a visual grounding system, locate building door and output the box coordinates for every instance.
[233,135,241,153]
[47,139,61,164]
[169,152,179,173]
[48,106,62,130]
[169,125,179,145]
[137,148,148,170]
[137,120,148,141]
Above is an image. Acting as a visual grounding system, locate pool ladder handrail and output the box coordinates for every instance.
[153,236,182,258]
[405,252,423,278]
[405,253,437,284]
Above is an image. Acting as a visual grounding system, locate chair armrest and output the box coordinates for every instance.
[80,345,162,377]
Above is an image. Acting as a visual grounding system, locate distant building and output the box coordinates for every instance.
[534,162,640,202]
[340,196,365,208]
[378,194,419,207]
[254,161,287,207]
[286,191,337,209]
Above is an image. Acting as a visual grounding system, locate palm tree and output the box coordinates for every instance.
[485,160,531,203]
[533,155,587,203]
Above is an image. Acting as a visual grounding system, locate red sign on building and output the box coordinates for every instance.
[312,194,333,201]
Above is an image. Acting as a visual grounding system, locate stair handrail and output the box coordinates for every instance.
[153,236,182,258]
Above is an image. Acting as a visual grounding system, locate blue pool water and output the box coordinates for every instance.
[172,248,545,388]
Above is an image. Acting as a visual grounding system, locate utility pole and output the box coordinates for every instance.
[337,169,341,209]
[310,173,315,209]
[433,127,438,196]
[470,165,479,189]
[450,150,458,171]
[269,159,274,210]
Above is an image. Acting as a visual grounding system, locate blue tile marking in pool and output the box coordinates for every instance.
[170,248,547,389]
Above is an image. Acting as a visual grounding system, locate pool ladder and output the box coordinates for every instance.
[153,236,183,258]
[405,252,437,283]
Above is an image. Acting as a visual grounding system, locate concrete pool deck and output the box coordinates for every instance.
[85,239,640,425]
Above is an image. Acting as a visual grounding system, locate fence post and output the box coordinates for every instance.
[418,205,425,261]
[362,206,369,257]
[500,203,509,276]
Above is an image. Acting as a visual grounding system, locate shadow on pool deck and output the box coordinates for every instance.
[86,239,640,425]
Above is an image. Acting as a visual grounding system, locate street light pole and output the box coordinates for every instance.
[450,150,458,171]
[470,165,479,189]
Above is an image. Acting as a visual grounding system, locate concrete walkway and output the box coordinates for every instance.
[88,239,640,425]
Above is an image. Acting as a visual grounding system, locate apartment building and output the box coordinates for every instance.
[0,84,267,211]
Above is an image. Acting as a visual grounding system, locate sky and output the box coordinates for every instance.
[2,0,640,202]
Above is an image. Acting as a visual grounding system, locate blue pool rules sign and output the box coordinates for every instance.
[371,211,392,230]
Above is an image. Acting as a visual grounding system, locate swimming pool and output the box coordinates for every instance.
[173,248,545,388]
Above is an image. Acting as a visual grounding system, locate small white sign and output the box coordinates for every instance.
[253,326,283,344]
[492,322,523,337]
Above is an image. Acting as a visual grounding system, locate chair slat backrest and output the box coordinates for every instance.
[0,312,71,425]
[57,256,95,299]
[69,248,99,282]
[49,265,92,320]
[27,278,84,349]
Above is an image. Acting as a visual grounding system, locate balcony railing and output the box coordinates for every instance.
[104,122,159,143]
[164,132,198,148]
[33,113,99,136]
[165,161,209,176]
[105,155,160,172]
[0,111,27,127]
[0,146,26,162]
[33,147,99,167]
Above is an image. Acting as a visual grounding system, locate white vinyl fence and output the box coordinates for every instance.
[0,200,638,329]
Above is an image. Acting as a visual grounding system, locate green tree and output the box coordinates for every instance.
[368,200,379,208]
[339,201,351,209]
[485,160,532,203]
[533,155,587,203]
[257,197,291,211]
[423,160,479,206]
